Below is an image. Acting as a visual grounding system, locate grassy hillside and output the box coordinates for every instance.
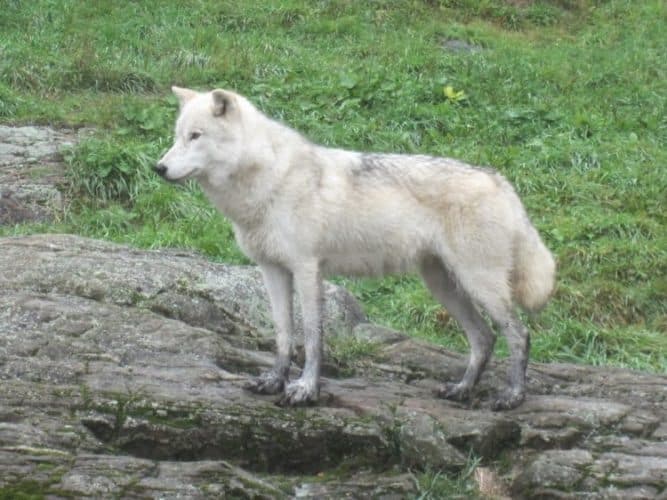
[1,0,665,373]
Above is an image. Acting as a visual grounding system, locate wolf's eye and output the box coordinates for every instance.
[189,131,201,141]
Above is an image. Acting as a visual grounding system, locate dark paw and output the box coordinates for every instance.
[435,382,471,402]
[491,389,525,411]
[276,379,319,407]
[244,371,286,395]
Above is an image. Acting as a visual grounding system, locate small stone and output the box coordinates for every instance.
[442,39,483,53]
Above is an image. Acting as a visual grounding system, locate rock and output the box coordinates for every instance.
[441,39,483,53]
[1,233,666,498]
[0,125,87,224]
[292,471,416,499]
[0,233,365,350]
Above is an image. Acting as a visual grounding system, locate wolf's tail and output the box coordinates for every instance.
[513,224,556,312]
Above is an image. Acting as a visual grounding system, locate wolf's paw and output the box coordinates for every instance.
[491,388,525,411]
[277,379,319,407]
[435,382,471,402]
[244,371,286,395]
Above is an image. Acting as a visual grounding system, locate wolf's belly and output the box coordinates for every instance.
[321,251,416,277]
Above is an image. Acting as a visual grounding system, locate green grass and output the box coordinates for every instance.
[414,453,482,499]
[1,0,665,376]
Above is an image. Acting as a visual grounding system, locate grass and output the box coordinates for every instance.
[415,456,482,500]
[1,0,665,379]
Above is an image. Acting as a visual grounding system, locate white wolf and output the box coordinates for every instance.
[156,87,555,410]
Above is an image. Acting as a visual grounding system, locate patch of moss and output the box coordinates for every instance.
[0,481,45,500]
[0,476,74,500]
[327,336,381,376]
[36,462,57,472]
[126,405,205,430]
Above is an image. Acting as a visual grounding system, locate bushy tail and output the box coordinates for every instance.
[513,225,556,312]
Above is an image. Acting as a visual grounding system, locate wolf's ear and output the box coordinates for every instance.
[172,86,198,108]
[211,89,233,117]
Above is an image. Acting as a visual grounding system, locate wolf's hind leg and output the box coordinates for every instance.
[245,263,293,395]
[468,281,530,410]
[419,256,496,402]
[490,312,530,411]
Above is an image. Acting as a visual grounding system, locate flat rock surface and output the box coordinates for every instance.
[1,234,665,498]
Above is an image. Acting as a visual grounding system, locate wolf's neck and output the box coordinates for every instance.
[197,165,269,230]
[197,118,305,229]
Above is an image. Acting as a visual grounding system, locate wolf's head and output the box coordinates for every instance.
[156,87,248,183]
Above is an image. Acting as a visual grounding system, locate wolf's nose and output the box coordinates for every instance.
[154,163,167,177]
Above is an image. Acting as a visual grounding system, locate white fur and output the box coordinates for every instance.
[157,87,556,409]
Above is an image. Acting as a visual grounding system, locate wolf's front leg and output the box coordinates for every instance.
[280,262,322,406]
[245,263,293,395]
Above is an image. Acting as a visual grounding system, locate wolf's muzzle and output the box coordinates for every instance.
[154,163,168,177]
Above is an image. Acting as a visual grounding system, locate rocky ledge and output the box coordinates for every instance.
[0,234,665,498]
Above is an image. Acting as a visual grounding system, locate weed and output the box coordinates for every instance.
[64,136,162,204]
[415,454,482,499]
